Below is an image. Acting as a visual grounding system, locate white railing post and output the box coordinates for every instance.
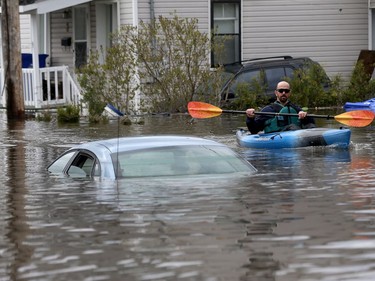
[63,66,68,104]
[30,13,42,109]
[0,18,4,108]
[14,66,83,110]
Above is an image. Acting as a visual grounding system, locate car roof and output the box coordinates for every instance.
[74,135,226,154]
[223,56,313,74]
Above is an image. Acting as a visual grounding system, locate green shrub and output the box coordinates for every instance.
[88,114,108,124]
[136,15,225,113]
[289,63,338,108]
[35,111,52,122]
[228,79,269,110]
[57,105,80,123]
[77,25,140,117]
[341,60,375,103]
[77,15,226,115]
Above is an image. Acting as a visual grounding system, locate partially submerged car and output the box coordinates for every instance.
[47,136,257,180]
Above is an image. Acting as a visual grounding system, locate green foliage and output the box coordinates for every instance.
[290,60,375,108]
[77,25,139,117]
[77,15,225,115]
[135,15,225,113]
[35,111,52,122]
[192,66,226,104]
[104,26,139,114]
[289,63,336,108]
[325,74,345,106]
[341,60,375,103]
[225,73,269,110]
[57,105,80,123]
[233,83,262,109]
[88,114,108,124]
[76,50,107,118]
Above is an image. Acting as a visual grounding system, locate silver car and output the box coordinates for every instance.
[47,135,257,180]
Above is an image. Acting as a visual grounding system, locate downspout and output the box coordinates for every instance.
[150,0,155,22]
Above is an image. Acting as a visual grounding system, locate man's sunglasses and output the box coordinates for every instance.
[277,89,290,94]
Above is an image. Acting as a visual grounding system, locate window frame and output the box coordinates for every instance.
[211,0,241,66]
[73,5,89,68]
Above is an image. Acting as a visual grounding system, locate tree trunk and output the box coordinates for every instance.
[1,0,25,119]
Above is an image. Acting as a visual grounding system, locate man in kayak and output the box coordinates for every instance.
[245,81,315,134]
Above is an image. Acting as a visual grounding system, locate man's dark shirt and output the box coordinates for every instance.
[246,101,315,134]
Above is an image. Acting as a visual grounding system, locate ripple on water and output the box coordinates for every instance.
[2,114,375,280]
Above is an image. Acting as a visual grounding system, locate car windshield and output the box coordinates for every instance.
[112,145,255,178]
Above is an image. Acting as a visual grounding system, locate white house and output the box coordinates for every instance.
[1,0,374,109]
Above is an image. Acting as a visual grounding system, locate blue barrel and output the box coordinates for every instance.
[21,53,49,68]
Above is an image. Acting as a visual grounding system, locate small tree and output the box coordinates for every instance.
[76,50,107,120]
[78,15,225,116]
[103,26,139,114]
[134,15,225,113]
[341,60,375,103]
[57,105,80,123]
[77,26,139,119]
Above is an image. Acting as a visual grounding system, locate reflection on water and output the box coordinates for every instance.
[1,112,375,280]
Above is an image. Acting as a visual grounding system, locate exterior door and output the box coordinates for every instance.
[96,2,119,63]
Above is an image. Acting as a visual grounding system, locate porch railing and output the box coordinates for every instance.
[0,66,82,110]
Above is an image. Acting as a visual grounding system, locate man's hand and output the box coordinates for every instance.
[246,108,255,118]
[298,111,307,119]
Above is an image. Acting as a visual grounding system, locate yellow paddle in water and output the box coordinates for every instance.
[188,101,375,127]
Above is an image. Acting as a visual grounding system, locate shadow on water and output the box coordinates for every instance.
[4,120,31,281]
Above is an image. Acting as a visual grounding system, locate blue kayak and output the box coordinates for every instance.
[236,128,351,149]
[344,98,375,112]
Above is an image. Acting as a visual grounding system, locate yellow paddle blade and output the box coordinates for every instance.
[188,101,223,119]
[335,110,375,127]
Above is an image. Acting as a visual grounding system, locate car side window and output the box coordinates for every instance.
[229,69,262,93]
[264,67,295,91]
[265,67,285,91]
[284,67,294,78]
[67,153,96,178]
[47,151,76,173]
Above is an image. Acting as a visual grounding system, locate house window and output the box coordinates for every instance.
[74,6,88,68]
[211,0,241,66]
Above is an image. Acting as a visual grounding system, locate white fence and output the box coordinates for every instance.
[0,66,82,110]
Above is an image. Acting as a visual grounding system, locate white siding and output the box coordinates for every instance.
[242,0,369,79]
[49,3,95,69]
[90,3,97,50]
[119,0,135,25]
[50,10,74,68]
[20,14,32,53]
[137,0,210,32]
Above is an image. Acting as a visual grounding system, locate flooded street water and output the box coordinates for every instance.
[1,111,375,281]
